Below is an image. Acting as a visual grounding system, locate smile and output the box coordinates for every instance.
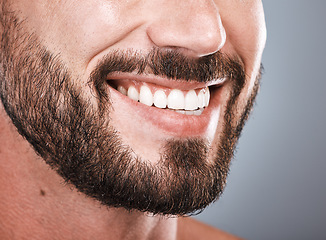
[106,73,227,136]
[108,73,227,114]
[111,81,210,116]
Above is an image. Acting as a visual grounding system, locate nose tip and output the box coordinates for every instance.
[146,2,226,57]
[191,15,226,56]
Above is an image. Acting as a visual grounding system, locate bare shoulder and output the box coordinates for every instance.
[177,217,243,240]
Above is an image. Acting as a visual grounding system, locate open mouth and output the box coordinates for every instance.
[105,74,227,136]
[107,76,226,116]
[109,80,210,116]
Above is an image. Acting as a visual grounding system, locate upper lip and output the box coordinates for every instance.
[106,72,227,90]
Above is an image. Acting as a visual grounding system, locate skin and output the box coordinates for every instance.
[0,0,266,239]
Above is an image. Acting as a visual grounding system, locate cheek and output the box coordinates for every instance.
[47,1,123,69]
[10,0,133,71]
[219,1,266,64]
[219,0,266,95]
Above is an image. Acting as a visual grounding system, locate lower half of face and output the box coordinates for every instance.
[0,2,262,216]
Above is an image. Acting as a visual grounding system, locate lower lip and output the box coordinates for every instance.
[108,85,223,137]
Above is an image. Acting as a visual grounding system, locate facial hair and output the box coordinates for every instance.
[0,4,261,215]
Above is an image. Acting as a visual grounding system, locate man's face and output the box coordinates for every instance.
[0,0,266,215]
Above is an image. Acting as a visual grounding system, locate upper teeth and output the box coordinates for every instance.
[117,85,210,112]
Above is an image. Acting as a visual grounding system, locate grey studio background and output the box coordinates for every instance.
[194,1,326,239]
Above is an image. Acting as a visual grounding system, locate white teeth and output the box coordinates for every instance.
[139,85,153,106]
[167,89,185,110]
[171,108,203,115]
[127,86,139,101]
[184,90,198,111]
[118,86,127,96]
[198,89,205,108]
[153,90,167,109]
[194,108,204,116]
[185,110,194,115]
[118,84,211,114]
[204,87,210,107]
[175,110,186,114]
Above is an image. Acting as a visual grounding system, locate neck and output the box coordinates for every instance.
[0,107,178,240]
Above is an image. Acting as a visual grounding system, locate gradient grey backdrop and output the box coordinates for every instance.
[195,1,326,239]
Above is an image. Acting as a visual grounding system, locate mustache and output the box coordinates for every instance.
[89,48,246,101]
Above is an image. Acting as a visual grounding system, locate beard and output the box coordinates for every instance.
[0,4,261,216]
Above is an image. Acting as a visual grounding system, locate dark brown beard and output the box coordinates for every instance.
[0,3,261,215]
